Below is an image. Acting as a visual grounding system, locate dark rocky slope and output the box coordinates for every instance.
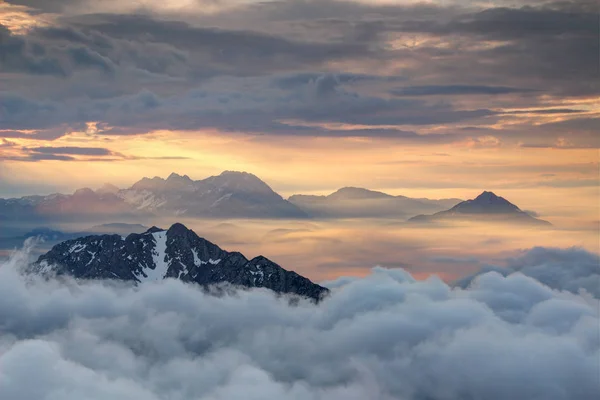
[32,223,328,301]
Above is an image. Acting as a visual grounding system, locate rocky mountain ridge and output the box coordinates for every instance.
[31,223,329,301]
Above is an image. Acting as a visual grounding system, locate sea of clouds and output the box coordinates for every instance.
[0,243,598,400]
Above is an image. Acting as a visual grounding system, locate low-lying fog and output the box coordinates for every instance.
[3,216,598,283]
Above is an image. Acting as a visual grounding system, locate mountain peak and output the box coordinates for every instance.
[408,190,551,226]
[451,191,519,213]
[96,183,120,195]
[329,187,391,200]
[167,222,191,235]
[130,176,165,191]
[218,170,260,181]
[166,172,192,182]
[205,171,274,194]
[73,187,95,197]
[145,226,164,234]
[474,191,500,202]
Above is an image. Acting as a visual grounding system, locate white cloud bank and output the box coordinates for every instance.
[455,246,600,298]
[0,244,598,400]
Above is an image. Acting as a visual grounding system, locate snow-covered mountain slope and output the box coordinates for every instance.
[118,171,308,218]
[31,223,328,301]
[0,171,307,221]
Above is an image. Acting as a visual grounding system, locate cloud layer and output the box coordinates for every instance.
[0,243,598,399]
[1,0,597,147]
[455,247,600,298]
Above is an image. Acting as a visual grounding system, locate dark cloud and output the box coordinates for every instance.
[0,145,117,162]
[273,72,407,90]
[1,144,193,162]
[391,85,531,96]
[3,0,79,12]
[0,79,491,140]
[506,109,585,115]
[430,255,480,264]
[66,46,116,74]
[0,25,66,76]
[2,153,76,162]
[53,13,377,76]
[443,4,598,38]
[0,244,597,399]
[28,146,113,156]
[540,118,600,135]
[0,0,596,141]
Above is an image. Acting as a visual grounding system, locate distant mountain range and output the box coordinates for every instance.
[0,171,307,221]
[121,171,307,219]
[0,171,465,221]
[289,187,461,219]
[409,191,551,226]
[0,172,550,225]
[30,223,328,301]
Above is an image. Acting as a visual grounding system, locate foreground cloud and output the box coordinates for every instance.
[0,244,598,399]
[455,247,600,298]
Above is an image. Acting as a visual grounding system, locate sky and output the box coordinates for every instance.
[0,0,597,209]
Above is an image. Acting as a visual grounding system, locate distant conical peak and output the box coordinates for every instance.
[472,191,514,205]
[474,191,500,201]
[477,191,496,197]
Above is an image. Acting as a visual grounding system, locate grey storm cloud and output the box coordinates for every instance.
[2,0,79,12]
[1,145,192,162]
[0,82,489,140]
[441,5,598,38]
[8,153,76,162]
[390,85,531,96]
[28,13,376,78]
[0,25,66,76]
[0,0,596,141]
[0,146,116,162]
[29,146,114,156]
[0,243,598,399]
[273,72,407,90]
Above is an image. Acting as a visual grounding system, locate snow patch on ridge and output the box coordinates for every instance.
[191,248,221,267]
[191,248,205,266]
[69,243,86,253]
[136,231,170,282]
